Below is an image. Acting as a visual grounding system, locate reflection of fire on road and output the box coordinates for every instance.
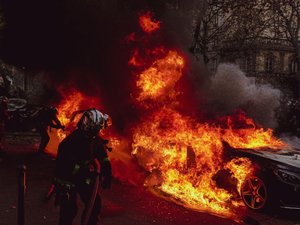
[130,11,286,218]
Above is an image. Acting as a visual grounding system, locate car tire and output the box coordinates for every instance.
[241,175,268,211]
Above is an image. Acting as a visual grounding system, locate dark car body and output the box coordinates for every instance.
[223,142,300,210]
[6,98,42,131]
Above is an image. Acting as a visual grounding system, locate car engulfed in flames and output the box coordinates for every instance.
[131,106,289,218]
[128,11,290,218]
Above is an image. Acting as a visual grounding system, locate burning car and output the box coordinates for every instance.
[222,142,300,211]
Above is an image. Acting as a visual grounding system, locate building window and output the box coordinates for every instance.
[290,58,298,73]
[213,14,219,26]
[265,55,274,73]
[279,52,285,72]
[244,56,252,72]
[211,58,218,72]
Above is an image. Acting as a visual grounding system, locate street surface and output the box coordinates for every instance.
[0,133,299,225]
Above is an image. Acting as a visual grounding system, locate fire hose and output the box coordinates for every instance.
[82,158,101,225]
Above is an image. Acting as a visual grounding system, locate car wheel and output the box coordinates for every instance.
[241,176,268,210]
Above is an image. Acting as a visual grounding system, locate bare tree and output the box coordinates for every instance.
[265,0,300,94]
[191,0,233,64]
[191,0,271,65]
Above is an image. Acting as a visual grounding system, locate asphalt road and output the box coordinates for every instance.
[0,133,299,225]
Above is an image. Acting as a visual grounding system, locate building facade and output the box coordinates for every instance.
[217,37,299,97]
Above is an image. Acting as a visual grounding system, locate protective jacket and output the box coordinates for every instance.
[54,129,112,225]
[55,129,112,188]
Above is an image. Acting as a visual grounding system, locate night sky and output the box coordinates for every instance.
[0,0,166,70]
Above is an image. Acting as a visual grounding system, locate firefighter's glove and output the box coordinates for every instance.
[101,160,112,189]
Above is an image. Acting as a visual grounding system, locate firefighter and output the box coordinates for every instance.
[54,108,112,225]
[33,106,64,154]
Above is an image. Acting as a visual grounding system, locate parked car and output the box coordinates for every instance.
[6,98,42,131]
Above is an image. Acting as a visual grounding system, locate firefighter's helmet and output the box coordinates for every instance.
[77,108,111,135]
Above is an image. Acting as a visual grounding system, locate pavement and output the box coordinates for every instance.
[0,132,300,225]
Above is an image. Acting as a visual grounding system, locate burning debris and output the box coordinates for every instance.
[139,11,161,34]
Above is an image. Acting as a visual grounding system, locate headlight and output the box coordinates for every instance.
[274,169,300,186]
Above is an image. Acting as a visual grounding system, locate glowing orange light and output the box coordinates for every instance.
[129,49,143,67]
[136,50,184,102]
[139,11,161,34]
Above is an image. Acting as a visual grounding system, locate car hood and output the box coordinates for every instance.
[237,148,300,169]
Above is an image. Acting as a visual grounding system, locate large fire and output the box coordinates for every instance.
[44,10,288,220]
[130,11,287,218]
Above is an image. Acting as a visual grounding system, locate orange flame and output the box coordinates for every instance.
[132,107,258,217]
[136,49,184,103]
[139,11,161,34]
[129,49,143,67]
[221,113,285,149]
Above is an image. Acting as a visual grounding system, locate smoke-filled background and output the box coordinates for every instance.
[210,64,281,128]
[0,0,282,130]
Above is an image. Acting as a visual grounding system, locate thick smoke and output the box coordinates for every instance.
[210,63,281,128]
[160,3,283,129]
[280,135,300,149]
[162,0,210,89]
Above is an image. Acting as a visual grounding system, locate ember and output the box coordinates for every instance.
[139,11,161,34]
